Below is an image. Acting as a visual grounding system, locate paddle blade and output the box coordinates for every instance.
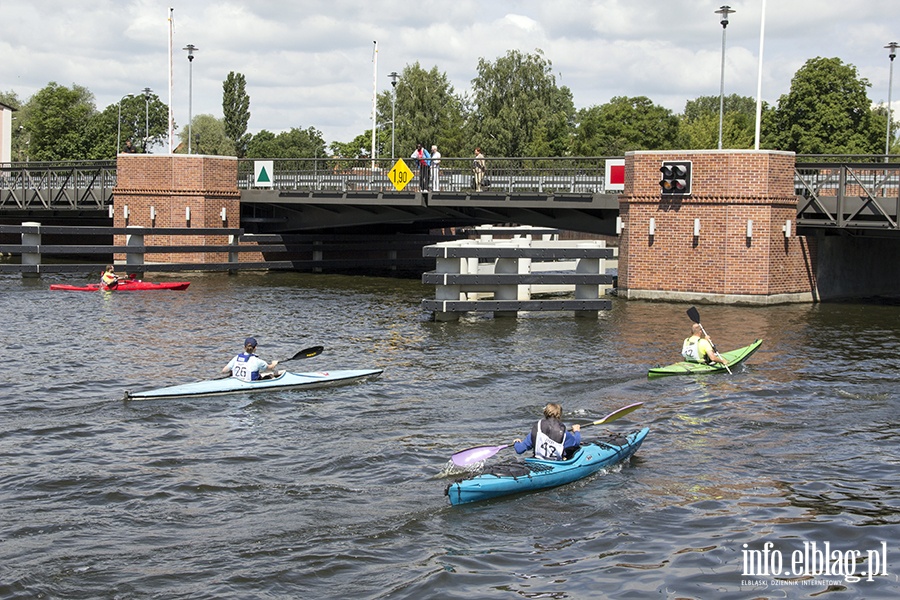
[586,402,643,427]
[451,443,511,467]
[285,346,324,362]
[687,306,700,324]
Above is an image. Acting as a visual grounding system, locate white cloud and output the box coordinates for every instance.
[2,0,897,147]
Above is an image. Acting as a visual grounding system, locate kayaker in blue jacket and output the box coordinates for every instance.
[682,323,729,366]
[513,403,581,460]
[222,337,279,381]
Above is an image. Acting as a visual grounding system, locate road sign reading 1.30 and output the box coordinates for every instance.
[389,159,414,191]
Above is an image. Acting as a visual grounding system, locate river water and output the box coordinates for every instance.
[1,271,898,599]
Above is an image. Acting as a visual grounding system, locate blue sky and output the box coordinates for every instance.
[2,0,897,148]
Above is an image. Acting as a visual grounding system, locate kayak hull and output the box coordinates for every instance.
[648,338,763,378]
[446,427,649,506]
[125,368,383,400]
[50,280,190,292]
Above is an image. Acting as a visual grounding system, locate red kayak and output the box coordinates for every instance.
[50,280,191,292]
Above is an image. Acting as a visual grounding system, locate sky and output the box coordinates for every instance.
[2,0,898,151]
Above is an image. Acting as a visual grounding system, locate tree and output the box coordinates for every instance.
[468,49,575,157]
[764,57,883,154]
[175,114,233,155]
[376,63,466,160]
[571,96,678,156]
[23,82,97,161]
[245,126,326,159]
[86,93,170,157]
[679,94,760,150]
[223,71,251,157]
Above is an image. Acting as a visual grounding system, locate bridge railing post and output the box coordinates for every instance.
[21,221,41,278]
[125,226,145,278]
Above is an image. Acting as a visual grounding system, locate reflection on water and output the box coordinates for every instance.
[1,272,899,599]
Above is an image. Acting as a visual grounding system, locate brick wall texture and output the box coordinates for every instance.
[618,151,818,299]
[112,154,246,263]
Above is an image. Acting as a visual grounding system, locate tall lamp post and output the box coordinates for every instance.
[183,44,198,153]
[715,5,735,150]
[142,87,153,153]
[117,93,134,154]
[389,71,399,160]
[885,42,898,161]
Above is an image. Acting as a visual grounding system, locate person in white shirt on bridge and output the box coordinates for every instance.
[430,145,441,192]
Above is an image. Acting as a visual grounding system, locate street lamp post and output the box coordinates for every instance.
[142,87,153,153]
[885,42,898,161]
[117,93,134,154]
[715,5,735,150]
[389,71,399,160]
[183,44,198,154]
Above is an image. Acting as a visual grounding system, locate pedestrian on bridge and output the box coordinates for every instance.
[473,147,486,192]
[411,143,431,192]
[430,145,441,192]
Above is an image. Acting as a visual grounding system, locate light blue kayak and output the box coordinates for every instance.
[445,428,649,506]
[124,368,383,400]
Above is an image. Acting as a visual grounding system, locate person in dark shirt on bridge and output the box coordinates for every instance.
[123,139,137,153]
[410,143,431,192]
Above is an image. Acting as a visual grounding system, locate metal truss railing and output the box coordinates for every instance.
[795,162,900,232]
[0,161,117,211]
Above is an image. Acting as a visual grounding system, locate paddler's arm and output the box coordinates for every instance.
[702,338,728,364]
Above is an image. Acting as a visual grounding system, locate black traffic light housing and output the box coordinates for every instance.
[659,161,692,196]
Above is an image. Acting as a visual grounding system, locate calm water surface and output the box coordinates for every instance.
[1,271,898,599]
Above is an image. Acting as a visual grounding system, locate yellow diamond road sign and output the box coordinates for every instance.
[388,159,414,191]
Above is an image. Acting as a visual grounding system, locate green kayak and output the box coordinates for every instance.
[648,338,763,378]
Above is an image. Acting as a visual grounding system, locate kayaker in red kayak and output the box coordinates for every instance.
[682,323,729,366]
[222,337,280,381]
[513,403,581,460]
[101,265,121,290]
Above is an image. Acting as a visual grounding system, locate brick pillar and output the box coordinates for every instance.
[111,154,240,263]
[618,150,818,304]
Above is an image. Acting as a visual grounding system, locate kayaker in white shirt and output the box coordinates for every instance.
[513,403,581,460]
[222,337,279,381]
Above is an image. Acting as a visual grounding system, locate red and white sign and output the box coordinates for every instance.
[605,159,625,192]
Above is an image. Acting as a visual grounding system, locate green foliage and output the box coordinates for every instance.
[764,57,883,154]
[175,114,233,155]
[572,96,678,156]
[378,63,466,160]
[679,94,761,150]
[469,49,575,157]
[223,72,251,157]
[246,126,327,159]
[24,82,98,161]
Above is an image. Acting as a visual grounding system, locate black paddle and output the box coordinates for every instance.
[215,345,324,379]
[686,307,731,374]
[450,402,644,467]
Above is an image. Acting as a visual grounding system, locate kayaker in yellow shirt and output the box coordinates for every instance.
[682,323,728,366]
[101,265,121,290]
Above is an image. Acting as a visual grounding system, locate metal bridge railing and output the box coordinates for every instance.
[0,160,117,211]
[236,156,617,194]
[795,162,900,231]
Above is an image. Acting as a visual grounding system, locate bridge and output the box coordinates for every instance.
[2,156,898,237]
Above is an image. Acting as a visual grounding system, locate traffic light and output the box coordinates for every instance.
[659,161,691,195]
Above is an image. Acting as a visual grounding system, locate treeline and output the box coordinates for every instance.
[1,51,895,162]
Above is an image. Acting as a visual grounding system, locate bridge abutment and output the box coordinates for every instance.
[112,154,247,263]
[618,150,819,305]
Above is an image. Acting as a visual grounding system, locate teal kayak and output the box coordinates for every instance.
[445,428,649,506]
[648,338,763,378]
[124,368,383,400]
